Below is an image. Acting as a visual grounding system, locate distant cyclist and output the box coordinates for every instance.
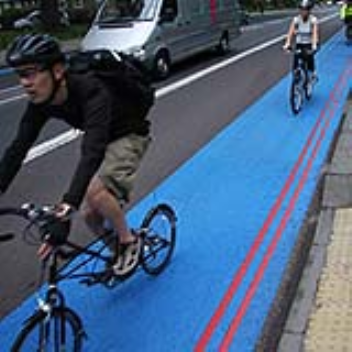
[0,34,152,277]
[340,0,352,24]
[283,0,319,81]
[340,0,352,40]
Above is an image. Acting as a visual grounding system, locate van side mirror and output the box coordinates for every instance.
[159,8,176,23]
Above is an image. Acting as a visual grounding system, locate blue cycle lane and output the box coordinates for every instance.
[0,30,351,351]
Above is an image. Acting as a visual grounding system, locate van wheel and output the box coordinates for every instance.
[153,52,171,80]
[217,33,230,55]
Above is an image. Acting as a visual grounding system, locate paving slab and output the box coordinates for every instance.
[304,207,352,352]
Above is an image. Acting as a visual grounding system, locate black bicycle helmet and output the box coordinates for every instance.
[6,33,65,68]
[299,0,313,10]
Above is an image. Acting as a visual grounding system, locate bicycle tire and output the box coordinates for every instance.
[140,203,176,276]
[11,307,84,352]
[304,73,313,101]
[305,81,313,100]
[290,80,303,115]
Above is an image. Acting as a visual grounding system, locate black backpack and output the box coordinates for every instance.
[67,49,155,119]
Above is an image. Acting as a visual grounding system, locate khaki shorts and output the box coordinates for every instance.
[98,133,151,203]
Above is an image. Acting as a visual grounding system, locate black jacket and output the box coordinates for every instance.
[0,72,150,208]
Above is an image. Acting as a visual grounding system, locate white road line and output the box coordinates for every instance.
[154,13,337,98]
[0,85,21,94]
[24,129,81,164]
[0,94,26,105]
[156,35,286,98]
[2,12,339,165]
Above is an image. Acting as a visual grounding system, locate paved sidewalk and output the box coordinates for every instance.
[279,95,352,352]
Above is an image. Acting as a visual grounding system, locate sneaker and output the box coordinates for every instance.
[113,235,142,278]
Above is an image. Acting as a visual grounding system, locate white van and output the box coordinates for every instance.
[81,0,242,79]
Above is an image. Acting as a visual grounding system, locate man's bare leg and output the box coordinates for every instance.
[84,177,135,244]
[84,177,142,276]
[83,208,106,236]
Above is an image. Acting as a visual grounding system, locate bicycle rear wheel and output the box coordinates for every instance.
[140,204,176,276]
[11,307,84,352]
[290,80,303,115]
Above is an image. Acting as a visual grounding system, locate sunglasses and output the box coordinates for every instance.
[15,65,47,80]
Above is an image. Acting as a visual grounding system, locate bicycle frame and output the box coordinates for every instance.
[289,47,315,114]
[293,49,310,84]
[24,237,113,327]
[1,202,176,351]
[53,237,116,285]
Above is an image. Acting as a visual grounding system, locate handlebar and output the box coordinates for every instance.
[0,204,43,243]
[0,203,55,221]
[0,203,71,246]
[283,46,317,56]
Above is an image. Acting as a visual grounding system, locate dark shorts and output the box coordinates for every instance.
[98,133,151,203]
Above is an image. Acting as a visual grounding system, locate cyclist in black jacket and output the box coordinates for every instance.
[0,34,151,276]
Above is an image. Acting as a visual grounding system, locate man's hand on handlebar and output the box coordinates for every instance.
[54,202,74,219]
[37,202,75,260]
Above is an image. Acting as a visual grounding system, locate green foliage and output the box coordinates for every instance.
[244,0,298,12]
[69,7,95,25]
[0,24,88,51]
[0,7,28,30]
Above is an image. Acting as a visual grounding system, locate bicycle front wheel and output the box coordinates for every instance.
[11,307,84,352]
[290,81,303,115]
[304,75,314,100]
[140,204,177,276]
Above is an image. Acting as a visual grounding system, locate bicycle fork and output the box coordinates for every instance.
[32,287,86,350]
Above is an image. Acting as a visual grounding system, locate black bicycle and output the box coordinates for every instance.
[288,47,317,115]
[0,202,176,351]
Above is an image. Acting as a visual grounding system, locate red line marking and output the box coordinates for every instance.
[195,64,351,351]
[219,81,341,351]
[219,65,352,349]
